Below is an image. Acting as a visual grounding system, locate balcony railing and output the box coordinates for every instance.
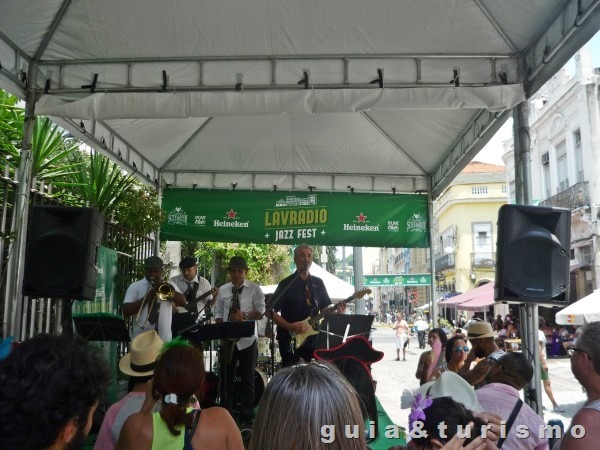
[435,253,455,271]
[540,181,589,210]
[471,252,496,268]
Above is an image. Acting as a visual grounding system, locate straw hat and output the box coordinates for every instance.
[417,371,483,413]
[119,330,164,377]
[467,321,495,340]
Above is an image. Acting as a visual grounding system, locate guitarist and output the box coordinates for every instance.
[169,256,219,336]
[272,244,346,367]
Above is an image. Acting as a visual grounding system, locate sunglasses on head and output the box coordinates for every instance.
[454,346,469,353]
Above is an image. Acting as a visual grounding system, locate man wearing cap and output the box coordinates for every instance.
[122,255,186,342]
[214,256,265,424]
[272,244,345,367]
[459,321,503,387]
[476,352,549,450]
[169,256,218,336]
[94,330,163,450]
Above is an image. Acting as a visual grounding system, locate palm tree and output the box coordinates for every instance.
[62,150,137,217]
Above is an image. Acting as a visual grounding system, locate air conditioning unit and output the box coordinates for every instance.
[541,152,550,165]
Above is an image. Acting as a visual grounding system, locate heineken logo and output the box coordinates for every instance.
[215,208,249,228]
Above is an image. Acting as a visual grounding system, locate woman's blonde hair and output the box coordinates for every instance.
[249,360,367,450]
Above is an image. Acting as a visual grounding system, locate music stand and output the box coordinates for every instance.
[315,314,374,350]
[73,313,130,342]
[195,321,256,412]
[195,321,255,342]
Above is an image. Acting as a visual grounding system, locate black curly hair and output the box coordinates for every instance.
[0,334,109,449]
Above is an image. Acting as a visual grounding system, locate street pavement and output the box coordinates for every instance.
[369,324,587,434]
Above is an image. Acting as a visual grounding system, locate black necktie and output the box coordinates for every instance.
[185,282,197,304]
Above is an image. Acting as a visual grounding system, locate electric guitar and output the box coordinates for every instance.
[184,288,217,317]
[291,289,372,349]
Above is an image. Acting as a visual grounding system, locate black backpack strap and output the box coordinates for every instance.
[183,409,202,450]
[496,399,522,448]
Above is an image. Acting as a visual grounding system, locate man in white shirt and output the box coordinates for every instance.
[414,315,429,349]
[215,256,265,424]
[122,255,186,342]
[169,256,218,336]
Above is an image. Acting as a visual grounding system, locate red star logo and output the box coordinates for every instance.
[226,209,237,219]
[357,212,367,223]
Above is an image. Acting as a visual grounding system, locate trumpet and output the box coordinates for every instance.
[153,281,175,301]
[136,263,175,328]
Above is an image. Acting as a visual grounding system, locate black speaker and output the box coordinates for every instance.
[23,206,104,300]
[495,204,571,305]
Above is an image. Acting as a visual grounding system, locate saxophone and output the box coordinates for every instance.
[224,284,240,363]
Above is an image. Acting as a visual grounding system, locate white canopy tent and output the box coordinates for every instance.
[262,263,354,302]
[1,0,600,339]
[556,289,600,325]
[1,1,599,197]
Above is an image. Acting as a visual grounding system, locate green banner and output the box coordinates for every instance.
[161,189,429,247]
[363,274,432,286]
[72,246,119,314]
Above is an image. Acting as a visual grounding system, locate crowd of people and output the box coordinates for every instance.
[1,243,598,450]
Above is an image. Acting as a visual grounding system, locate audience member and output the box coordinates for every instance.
[416,328,448,385]
[116,339,243,450]
[476,352,549,450]
[0,334,109,450]
[445,334,468,374]
[559,321,600,449]
[403,372,501,449]
[94,330,163,450]
[249,360,367,450]
[459,322,502,388]
[314,336,384,442]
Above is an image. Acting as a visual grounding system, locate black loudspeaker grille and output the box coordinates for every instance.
[495,205,570,305]
[23,206,104,300]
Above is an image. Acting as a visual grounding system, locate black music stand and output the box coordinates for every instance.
[73,313,130,342]
[315,314,374,350]
[195,321,256,413]
[196,321,255,342]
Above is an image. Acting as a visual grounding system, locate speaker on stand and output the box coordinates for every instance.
[495,204,571,306]
[23,206,104,332]
[494,204,571,415]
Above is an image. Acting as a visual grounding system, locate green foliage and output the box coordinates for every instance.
[0,91,22,165]
[61,150,137,217]
[111,185,163,235]
[196,243,291,286]
[31,117,82,183]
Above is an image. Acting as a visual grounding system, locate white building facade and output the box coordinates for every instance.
[521,49,600,301]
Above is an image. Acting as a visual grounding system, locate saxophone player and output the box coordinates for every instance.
[214,256,265,425]
[122,256,186,342]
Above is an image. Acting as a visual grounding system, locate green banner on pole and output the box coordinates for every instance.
[363,274,431,286]
[161,189,429,248]
[72,246,119,314]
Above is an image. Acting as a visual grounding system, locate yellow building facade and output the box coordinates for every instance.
[433,162,507,301]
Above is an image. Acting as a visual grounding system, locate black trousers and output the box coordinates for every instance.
[220,340,257,421]
[279,336,317,367]
[417,331,426,348]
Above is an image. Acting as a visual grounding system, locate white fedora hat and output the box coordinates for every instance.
[417,371,483,413]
